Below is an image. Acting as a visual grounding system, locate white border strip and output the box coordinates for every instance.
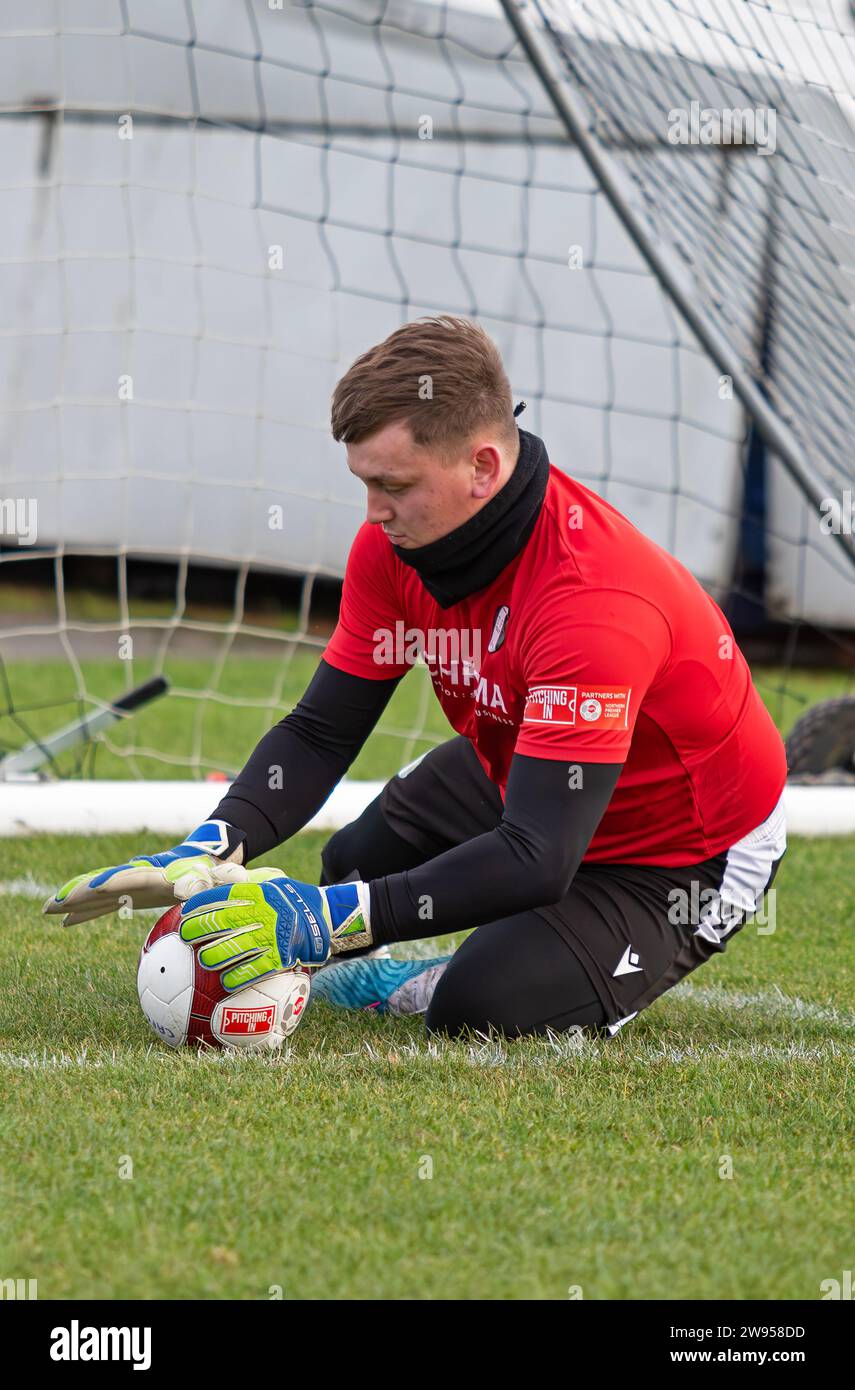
[0,779,385,837]
[0,779,852,836]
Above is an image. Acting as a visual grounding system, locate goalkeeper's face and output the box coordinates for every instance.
[347,420,516,549]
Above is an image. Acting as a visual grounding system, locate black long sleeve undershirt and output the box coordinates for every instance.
[366,755,621,945]
[210,657,622,944]
[210,659,402,860]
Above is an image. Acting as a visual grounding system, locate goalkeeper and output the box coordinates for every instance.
[46,316,787,1039]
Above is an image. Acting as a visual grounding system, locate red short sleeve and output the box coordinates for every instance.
[514,586,672,762]
[323,523,411,680]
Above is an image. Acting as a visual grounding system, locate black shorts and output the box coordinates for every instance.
[379,736,786,1032]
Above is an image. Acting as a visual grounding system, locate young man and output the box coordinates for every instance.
[46,316,787,1039]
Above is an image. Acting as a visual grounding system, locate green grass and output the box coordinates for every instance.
[1,830,852,1300]
[0,649,852,1296]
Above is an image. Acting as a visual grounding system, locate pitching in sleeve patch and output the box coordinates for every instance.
[523,685,632,729]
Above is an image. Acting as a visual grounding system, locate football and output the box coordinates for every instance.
[137,905,311,1050]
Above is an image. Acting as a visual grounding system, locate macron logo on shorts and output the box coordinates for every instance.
[613,945,643,977]
[523,685,631,728]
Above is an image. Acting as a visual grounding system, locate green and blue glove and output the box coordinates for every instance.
[179,876,373,990]
[43,820,248,926]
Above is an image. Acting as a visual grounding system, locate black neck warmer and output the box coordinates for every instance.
[391,426,551,608]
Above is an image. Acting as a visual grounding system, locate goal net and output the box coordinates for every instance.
[0,0,852,834]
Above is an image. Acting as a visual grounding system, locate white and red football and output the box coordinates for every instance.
[137,905,311,1051]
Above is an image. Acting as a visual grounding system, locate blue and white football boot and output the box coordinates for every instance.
[310,951,451,1016]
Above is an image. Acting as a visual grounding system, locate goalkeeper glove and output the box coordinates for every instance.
[42,820,249,927]
[178,876,373,991]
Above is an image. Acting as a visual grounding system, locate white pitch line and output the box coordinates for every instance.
[672,981,855,1030]
[0,878,161,919]
[0,876,55,899]
[0,1038,852,1070]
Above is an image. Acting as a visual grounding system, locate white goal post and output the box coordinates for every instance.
[0,777,850,840]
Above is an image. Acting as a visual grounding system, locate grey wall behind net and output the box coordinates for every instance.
[1,0,849,625]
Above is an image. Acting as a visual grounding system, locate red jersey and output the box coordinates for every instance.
[323,466,786,865]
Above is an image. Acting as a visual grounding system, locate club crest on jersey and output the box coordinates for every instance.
[524,685,632,728]
[487,604,510,653]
